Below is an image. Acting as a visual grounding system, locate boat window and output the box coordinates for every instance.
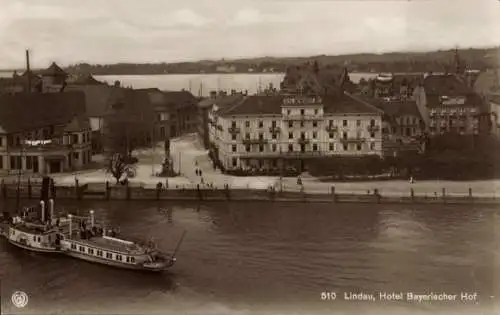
[130,257,135,263]
[88,248,94,255]
[126,257,130,263]
[106,252,112,259]
[79,246,85,252]
[48,235,51,242]
[33,236,36,241]
[97,250,103,257]
[38,237,41,242]
[116,255,122,261]
[71,244,77,250]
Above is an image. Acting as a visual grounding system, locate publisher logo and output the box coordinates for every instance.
[11,291,29,308]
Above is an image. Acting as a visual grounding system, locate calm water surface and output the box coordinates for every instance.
[0,200,498,315]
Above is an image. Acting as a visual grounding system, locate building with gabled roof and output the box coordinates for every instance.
[0,91,92,175]
[206,90,384,172]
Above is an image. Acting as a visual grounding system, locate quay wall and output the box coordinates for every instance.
[1,180,498,205]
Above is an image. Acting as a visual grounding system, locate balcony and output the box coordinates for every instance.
[283,114,321,121]
[340,137,365,144]
[325,125,338,132]
[228,127,241,134]
[242,138,268,145]
[367,125,380,132]
[283,95,323,106]
[239,150,324,159]
[269,126,281,134]
[297,138,310,145]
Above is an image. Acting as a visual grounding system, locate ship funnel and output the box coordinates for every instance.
[89,210,95,228]
[49,199,54,223]
[40,200,45,222]
[68,214,73,238]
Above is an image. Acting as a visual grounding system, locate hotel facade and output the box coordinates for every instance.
[207,92,384,171]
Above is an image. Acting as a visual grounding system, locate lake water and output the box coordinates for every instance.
[0,72,377,96]
[1,200,498,314]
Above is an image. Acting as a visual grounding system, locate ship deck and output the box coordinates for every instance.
[71,236,147,255]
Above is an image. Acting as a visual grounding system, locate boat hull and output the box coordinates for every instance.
[7,239,60,253]
[63,250,173,272]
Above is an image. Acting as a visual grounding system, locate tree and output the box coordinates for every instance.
[106,153,135,184]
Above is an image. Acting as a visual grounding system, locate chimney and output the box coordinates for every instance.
[26,49,31,92]
[40,200,45,222]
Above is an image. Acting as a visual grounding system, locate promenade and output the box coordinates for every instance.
[5,133,498,199]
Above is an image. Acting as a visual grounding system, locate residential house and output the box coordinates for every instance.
[40,62,69,93]
[0,92,92,175]
[65,83,127,153]
[412,74,490,136]
[368,98,425,155]
[473,68,500,99]
[209,92,383,172]
[489,95,500,138]
[369,73,423,100]
[0,70,42,94]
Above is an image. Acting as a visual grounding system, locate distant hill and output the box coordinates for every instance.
[46,47,500,75]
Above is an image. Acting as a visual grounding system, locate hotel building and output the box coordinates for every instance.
[207,92,384,171]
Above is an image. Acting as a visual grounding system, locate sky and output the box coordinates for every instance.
[0,0,499,68]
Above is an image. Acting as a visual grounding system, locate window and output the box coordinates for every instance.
[231,120,236,128]
[370,132,375,138]
[287,109,291,115]
[97,250,103,257]
[232,158,237,167]
[272,133,277,140]
[232,145,237,152]
[245,121,250,127]
[88,248,94,255]
[356,131,361,139]
[329,132,334,139]
[313,121,317,127]
[342,132,347,140]
[79,246,85,252]
[73,152,79,161]
[116,255,122,261]
[312,132,317,139]
[71,244,76,250]
[245,145,250,152]
[288,121,293,128]
[38,237,41,242]
[312,144,318,151]
[300,109,305,115]
[258,133,263,140]
[300,132,305,139]
[0,137,2,146]
[370,119,375,126]
[329,120,333,126]
[314,109,318,115]
[126,257,130,263]
[106,252,112,259]
[10,156,21,170]
[288,132,293,139]
[33,236,36,241]
[370,142,375,150]
[259,145,264,152]
[356,120,361,127]
[300,121,304,128]
[130,257,135,263]
[357,144,362,151]
[343,144,348,151]
[288,144,294,152]
[343,120,347,127]
[272,144,277,152]
[72,134,78,144]
[329,143,334,151]
[245,133,250,139]
[0,157,3,169]
[258,121,263,128]
[231,134,236,140]
[272,120,277,127]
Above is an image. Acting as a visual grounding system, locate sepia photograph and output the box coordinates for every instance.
[0,0,499,314]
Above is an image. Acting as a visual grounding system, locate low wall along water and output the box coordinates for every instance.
[1,179,498,205]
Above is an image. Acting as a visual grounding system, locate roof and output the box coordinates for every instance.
[219,92,382,117]
[65,85,117,117]
[42,62,67,77]
[364,98,421,118]
[64,115,91,132]
[0,91,86,133]
[198,94,245,109]
[423,74,473,96]
[473,68,500,96]
[67,74,105,85]
[103,89,155,122]
[161,91,197,109]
